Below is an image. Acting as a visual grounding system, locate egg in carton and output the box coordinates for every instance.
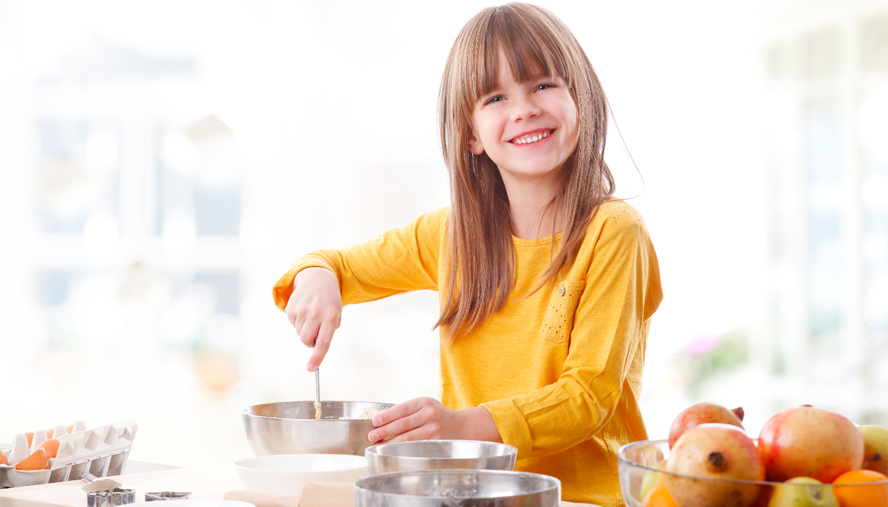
[0,420,138,488]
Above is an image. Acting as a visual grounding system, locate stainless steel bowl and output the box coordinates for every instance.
[365,440,517,474]
[243,401,394,456]
[354,470,560,507]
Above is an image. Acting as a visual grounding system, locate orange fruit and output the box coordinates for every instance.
[36,438,60,459]
[642,481,679,507]
[14,448,48,471]
[24,432,34,447]
[832,469,888,507]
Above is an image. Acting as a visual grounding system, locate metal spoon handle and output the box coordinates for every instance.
[314,367,322,419]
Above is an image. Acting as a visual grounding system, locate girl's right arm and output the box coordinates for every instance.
[286,267,343,372]
[273,207,449,370]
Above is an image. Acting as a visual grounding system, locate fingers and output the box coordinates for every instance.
[373,427,433,444]
[368,398,446,443]
[288,301,338,370]
[285,268,343,371]
[372,399,421,427]
[297,318,319,348]
[368,412,427,443]
[306,319,337,372]
[368,401,421,443]
[298,312,338,371]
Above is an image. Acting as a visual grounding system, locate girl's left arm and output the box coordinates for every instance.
[480,214,663,459]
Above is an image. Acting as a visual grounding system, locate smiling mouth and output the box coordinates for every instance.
[510,129,555,145]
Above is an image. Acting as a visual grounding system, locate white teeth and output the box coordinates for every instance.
[514,131,550,145]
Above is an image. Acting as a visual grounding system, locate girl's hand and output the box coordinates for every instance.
[367,397,503,444]
[285,267,342,371]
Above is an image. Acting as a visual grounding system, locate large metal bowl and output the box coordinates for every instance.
[242,401,394,456]
[365,440,517,474]
[354,470,561,507]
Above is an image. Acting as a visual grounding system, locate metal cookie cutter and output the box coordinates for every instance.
[86,487,136,506]
[145,491,193,501]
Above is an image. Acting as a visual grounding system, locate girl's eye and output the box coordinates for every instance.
[485,95,504,105]
[536,83,555,91]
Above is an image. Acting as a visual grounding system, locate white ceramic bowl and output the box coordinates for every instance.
[234,454,368,496]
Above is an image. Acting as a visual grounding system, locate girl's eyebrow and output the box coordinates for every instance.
[530,72,561,82]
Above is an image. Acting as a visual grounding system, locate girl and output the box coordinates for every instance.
[272,3,662,505]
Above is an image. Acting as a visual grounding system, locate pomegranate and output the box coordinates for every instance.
[668,402,745,449]
[666,423,765,507]
[758,405,864,483]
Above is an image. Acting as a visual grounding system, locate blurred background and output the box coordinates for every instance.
[0,0,886,467]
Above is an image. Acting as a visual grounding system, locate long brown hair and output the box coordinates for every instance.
[436,3,615,338]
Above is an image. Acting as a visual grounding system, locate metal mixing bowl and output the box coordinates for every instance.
[365,440,518,474]
[243,401,394,456]
[354,470,561,507]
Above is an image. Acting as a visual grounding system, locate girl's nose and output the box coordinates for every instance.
[509,96,541,122]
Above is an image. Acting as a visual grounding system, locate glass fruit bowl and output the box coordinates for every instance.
[617,439,888,507]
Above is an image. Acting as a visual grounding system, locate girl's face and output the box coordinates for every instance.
[468,49,578,189]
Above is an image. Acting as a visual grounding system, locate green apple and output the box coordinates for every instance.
[639,459,666,500]
[859,425,888,476]
[768,477,838,507]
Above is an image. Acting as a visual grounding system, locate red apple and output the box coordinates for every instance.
[757,405,864,483]
[669,402,745,449]
[666,423,765,507]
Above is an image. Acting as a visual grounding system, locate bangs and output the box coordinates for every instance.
[470,5,572,104]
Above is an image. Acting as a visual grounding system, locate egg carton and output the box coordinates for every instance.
[0,420,137,489]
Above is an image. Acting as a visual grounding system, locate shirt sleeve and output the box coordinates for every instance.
[481,216,663,459]
[272,207,448,311]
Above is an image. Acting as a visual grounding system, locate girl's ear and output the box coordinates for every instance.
[466,126,485,155]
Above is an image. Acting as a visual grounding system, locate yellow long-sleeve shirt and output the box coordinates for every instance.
[272,199,663,506]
